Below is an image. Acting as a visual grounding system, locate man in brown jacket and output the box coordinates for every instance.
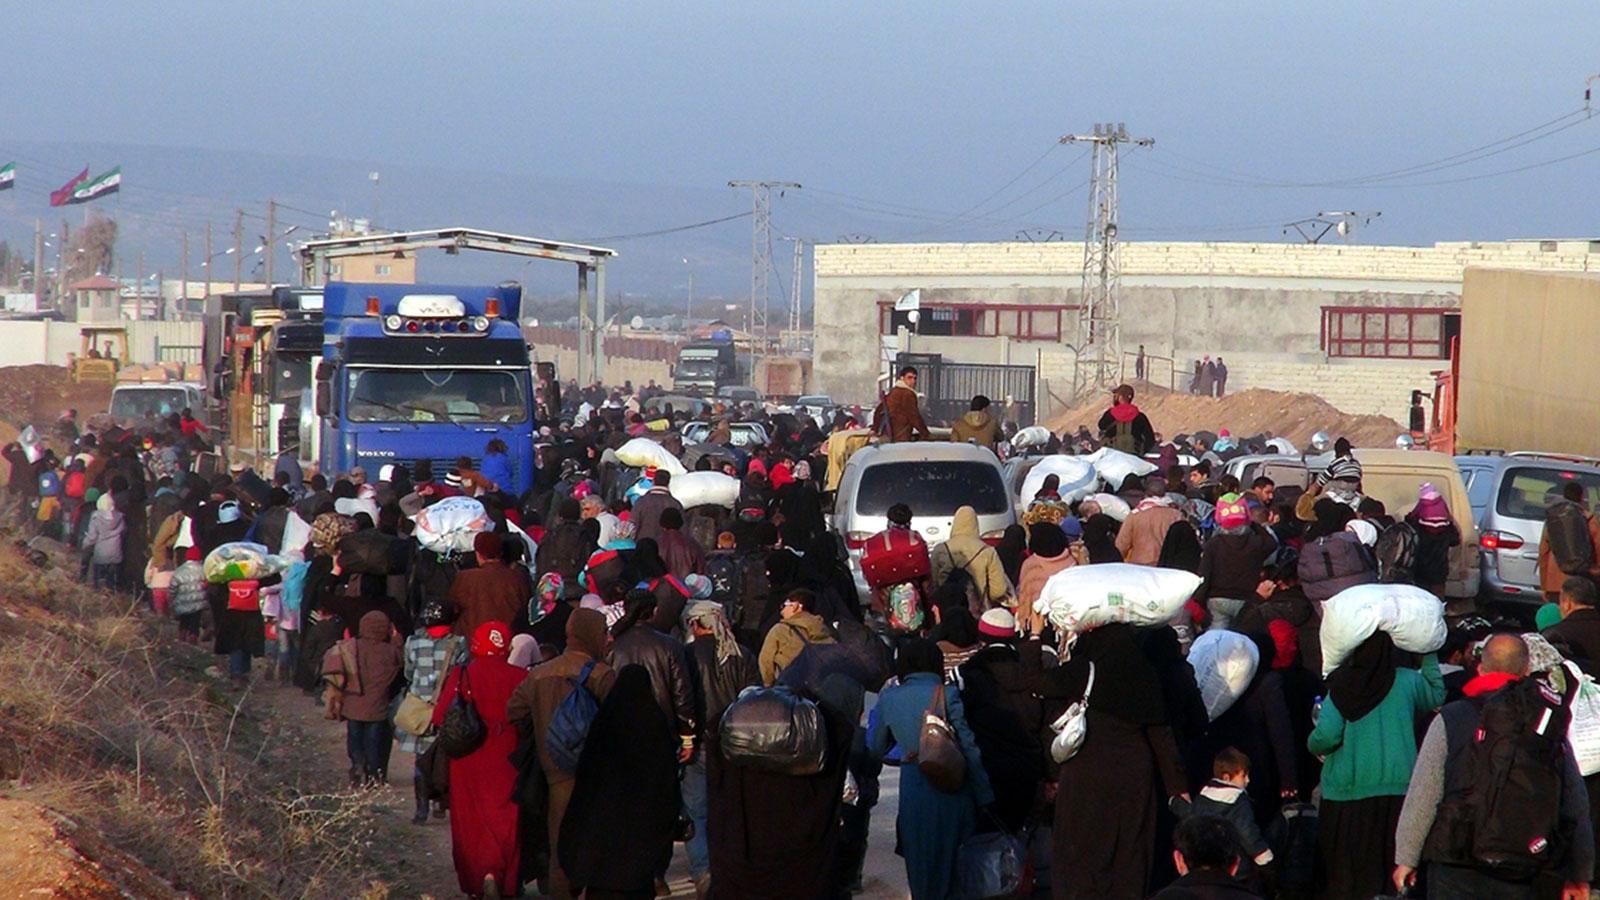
[507,608,616,900]
[449,531,527,636]
[1539,482,1600,601]
[1116,484,1184,566]
[877,365,930,443]
[949,394,1003,453]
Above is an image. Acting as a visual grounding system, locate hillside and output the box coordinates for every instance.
[1049,386,1405,449]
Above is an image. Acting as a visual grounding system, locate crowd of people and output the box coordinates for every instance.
[4,372,1600,900]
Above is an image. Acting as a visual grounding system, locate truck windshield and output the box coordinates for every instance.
[345,368,528,424]
[111,387,187,420]
[678,359,718,377]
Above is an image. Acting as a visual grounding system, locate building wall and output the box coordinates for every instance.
[814,239,1599,422]
[328,253,417,284]
[0,320,205,369]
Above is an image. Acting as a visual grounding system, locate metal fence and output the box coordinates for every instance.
[157,342,204,364]
[1121,350,1179,392]
[896,353,1037,427]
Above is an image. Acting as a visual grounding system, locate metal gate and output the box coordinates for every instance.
[157,342,203,364]
[895,353,1036,427]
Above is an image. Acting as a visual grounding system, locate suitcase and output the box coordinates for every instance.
[860,528,930,589]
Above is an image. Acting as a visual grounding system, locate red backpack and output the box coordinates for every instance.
[860,527,930,589]
[64,469,87,499]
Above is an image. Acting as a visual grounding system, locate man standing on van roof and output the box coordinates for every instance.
[1097,384,1155,456]
[877,366,930,443]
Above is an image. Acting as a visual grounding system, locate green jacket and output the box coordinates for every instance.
[1308,654,1444,801]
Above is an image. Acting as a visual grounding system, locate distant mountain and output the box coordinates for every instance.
[0,140,784,314]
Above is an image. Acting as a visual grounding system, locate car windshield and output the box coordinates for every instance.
[345,368,528,423]
[1496,466,1600,520]
[855,460,1009,517]
[111,388,186,420]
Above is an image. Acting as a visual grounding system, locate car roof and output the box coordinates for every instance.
[849,442,1005,466]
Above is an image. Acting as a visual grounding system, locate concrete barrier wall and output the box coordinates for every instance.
[0,321,205,368]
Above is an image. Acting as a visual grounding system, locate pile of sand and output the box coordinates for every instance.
[1049,386,1404,449]
[0,365,114,433]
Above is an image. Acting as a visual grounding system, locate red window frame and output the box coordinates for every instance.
[1321,306,1451,360]
[877,302,1069,341]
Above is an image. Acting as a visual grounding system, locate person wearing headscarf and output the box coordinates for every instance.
[559,665,681,900]
[1308,632,1443,900]
[508,608,617,900]
[1021,623,1193,899]
[1017,521,1076,631]
[931,606,983,678]
[994,524,1028,589]
[709,670,863,900]
[1157,519,1204,575]
[868,639,993,899]
[1195,630,1301,826]
[928,506,1014,614]
[508,633,541,668]
[680,600,759,893]
[1405,482,1460,598]
[399,597,467,824]
[772,459,826,550]
[321,610,404,785]
[1081,511,1123,564]
[430,621,532,899]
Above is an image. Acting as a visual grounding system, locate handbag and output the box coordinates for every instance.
[1049,662,1094,764]
[913,682,966,793]
[435,665,487,759]
[393,637,463,737]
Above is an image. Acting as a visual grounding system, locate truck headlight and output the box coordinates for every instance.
[384,315,402,330]
[472,316,490,333]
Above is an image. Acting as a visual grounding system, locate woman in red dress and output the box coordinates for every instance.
[432,620,530,898]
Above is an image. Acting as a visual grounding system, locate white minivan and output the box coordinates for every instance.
[830,442,1015,605]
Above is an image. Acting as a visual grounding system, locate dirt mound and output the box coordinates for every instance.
[0,365,113,434]
[1049,386,1404,448]
[0,798,182,899]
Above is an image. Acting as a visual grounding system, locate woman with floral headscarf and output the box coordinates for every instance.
[432,620,530,899]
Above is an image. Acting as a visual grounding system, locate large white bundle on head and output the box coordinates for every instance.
[1079,447,1158,491]
[615,437,687,475]
[1020,456,1097,506]
[1189,629,1260,720]
[412,496,492,553]
[1034,563,1200,635]
[1010,426,1052,449]
[670,471,741,510]
[1088,492,1132,522]
[1319,582,1447,677]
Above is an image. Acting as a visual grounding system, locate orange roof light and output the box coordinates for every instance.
[365,296,380,316]
[484,298,500,318]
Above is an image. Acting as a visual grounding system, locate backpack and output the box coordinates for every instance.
[1374,521,1419,584]
[1424,678,1572,880]
[64,469,86,499]
[37,471,60,498]
[860,528,931,590]
[1108,419,1138,454]
[886,582,924,633]
[1266,802,1319,899]
[546,660,602,774]
[1297,533,1377,602]
[1547,500,1595,576]
[732,552,770,637]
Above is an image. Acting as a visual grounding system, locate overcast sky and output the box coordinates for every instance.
[5,2,1600,278]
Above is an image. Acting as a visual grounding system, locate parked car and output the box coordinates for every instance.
[830,442,1015,606]
[1225,449,1480,601]
[642,394,711,418]
[1457,453,1600,607]
[680,420,770,449]
[796,394,833,418]
[716,385,762,406]
[1453,455,1502,524]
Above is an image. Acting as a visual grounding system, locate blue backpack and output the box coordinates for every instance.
[546,660,601,774]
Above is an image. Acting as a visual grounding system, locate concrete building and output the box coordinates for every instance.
[69,275,121,323]
[327,251,415,284]
[812,239,1600,423]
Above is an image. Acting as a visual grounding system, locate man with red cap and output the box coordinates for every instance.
[450,531,527,637]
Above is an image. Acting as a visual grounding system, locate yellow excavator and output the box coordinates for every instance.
[70,326,130,384]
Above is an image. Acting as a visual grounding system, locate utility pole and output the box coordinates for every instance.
[204,222,213,299]
[233,208,243,290]
[1060,123,1152,395]
[180,230,190,321]
[157,269,165,321]
[32,219,42,308]
[728,180,800,357]
[265,200,276,286]
[788,237,804,348]
[58,220,69,315]
[136,251,144,319]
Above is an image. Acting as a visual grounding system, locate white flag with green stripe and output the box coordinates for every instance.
[0,162,13,191]
[68,166,120,204]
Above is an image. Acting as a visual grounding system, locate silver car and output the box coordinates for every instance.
[1466,453,1600,607]
[831,442,1016,605]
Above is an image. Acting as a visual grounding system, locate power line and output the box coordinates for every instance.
[580,210,752,243]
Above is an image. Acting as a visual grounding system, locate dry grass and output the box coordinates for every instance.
[0,536,396,898]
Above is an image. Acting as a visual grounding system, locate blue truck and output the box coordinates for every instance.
[310,281,537,495]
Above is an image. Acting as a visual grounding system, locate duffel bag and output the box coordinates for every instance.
[719,685,827,775]
[338,529,397,576]
[860,528,930,589]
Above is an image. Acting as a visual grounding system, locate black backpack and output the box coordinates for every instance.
[1547,501,1595,576]
[1424,678,1572,880]
[1375,521,1419,584]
